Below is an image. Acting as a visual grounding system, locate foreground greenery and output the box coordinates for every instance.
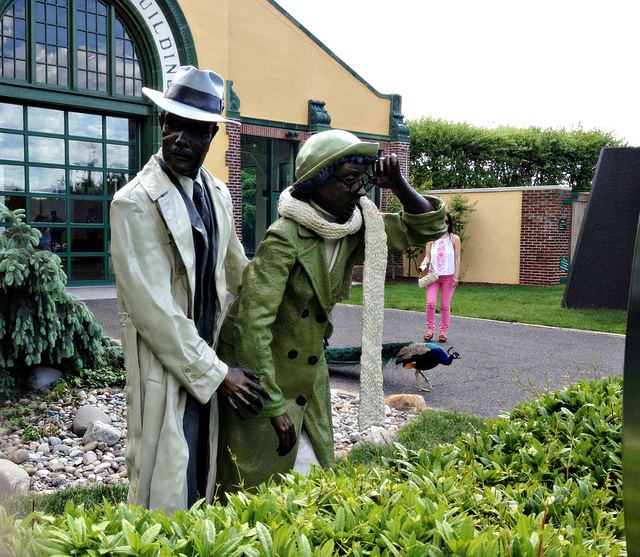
[345,283,627,335]
[0,376,625,555]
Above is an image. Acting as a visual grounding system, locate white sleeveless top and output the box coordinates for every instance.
[430,235,455,275]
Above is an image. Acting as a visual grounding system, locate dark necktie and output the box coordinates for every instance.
[192,181,212,236]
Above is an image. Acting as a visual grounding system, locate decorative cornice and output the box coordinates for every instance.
[226,80,241,118]
[389,94,410,143]
[308,99,331,131]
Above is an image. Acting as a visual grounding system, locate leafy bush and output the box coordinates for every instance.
[447,193,477,247]
[0,205,107,393]
[0,376,625,555]
[409,117,624,191]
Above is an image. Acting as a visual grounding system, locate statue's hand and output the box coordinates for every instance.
[372,153,404,190]
[270,413,296,456]
[218,367,270,420]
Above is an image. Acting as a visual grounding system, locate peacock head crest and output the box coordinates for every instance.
[447,347,461,360]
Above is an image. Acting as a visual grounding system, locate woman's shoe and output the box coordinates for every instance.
[438,333,447,342]
[424,331,434,342]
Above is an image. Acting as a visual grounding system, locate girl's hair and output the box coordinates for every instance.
[292,154,379,199]
[445,212,455,234]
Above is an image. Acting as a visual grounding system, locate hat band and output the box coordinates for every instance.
[164,84,224,115]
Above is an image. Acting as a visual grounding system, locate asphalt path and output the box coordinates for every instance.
[328,304,625,418]
[80,292,625,419]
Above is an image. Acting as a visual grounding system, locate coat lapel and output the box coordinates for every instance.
[138,158,197,300]
[296,225,334,313]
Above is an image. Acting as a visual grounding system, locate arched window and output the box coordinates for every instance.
[1,0,142,94]
[0,0,149,284]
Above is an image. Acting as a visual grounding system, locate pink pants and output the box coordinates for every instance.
[426,274,456,334]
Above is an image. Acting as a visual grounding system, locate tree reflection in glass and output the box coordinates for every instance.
[70,169,103,195]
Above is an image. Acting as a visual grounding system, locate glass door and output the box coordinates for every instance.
[240,136,296,257]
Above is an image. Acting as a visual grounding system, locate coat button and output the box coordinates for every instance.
[191,374,197,379]
[308,355,318,365]
[296,395,307,406]
[301,309,309,318]
[288,350,298,359]
[316,313,327,323]
[185,367,191,373]
[178,266,187,275]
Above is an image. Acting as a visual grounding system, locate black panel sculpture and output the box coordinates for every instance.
[563,147,640,310]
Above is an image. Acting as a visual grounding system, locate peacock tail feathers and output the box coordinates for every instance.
[325,342,412,366]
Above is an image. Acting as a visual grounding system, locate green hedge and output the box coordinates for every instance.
[0,376,625,555]
[409,117,624,191]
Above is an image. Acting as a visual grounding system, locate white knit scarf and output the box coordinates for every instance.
[278,186,387,430]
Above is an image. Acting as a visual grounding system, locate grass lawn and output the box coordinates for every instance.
[344,282,627,334]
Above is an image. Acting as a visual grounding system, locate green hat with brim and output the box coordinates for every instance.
[292,130,379,186]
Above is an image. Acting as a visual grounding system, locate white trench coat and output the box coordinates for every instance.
[110,155,247,514]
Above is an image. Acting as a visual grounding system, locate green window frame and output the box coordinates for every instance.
[0,0,151,285]
[0,100,139,283]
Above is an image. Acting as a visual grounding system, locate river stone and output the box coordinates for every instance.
[83,421,122,447]
[73,406,111,435]
[0,460,30,495]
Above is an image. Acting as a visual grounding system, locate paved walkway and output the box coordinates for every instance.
[70,286,626,419]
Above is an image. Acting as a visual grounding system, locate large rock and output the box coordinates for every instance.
[73,406,111,436]
[83,421,122,447]
[7,448,29,465]
[0,460,30,496]
[27,366,63,391]
[384,394,426,414]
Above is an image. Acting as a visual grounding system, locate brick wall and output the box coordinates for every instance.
[225,119,243,239]
[519,188,572,285]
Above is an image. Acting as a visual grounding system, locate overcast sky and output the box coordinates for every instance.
[274,0,640,146]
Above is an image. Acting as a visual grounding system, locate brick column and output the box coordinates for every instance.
[386,141,412,275]
[519,187,572,285]
[225,119,243,240]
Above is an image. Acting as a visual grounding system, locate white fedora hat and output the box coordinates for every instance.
[142,65,240,125]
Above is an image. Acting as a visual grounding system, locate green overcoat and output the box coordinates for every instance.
[216,197,446,495]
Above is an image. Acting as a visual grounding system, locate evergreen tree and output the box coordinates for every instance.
[0,205,105,391]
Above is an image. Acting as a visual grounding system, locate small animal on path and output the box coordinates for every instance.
[395,343,461,392]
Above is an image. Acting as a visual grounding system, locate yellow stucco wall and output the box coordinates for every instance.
[178,0,231,181]
[179,0,395,179]
[421,190,523,285]
[226,0,391,134]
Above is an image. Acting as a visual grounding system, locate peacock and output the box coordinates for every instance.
[394,343,461,392]
[324,342,413,373]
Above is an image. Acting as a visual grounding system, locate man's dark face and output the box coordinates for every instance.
[160,112,218,179]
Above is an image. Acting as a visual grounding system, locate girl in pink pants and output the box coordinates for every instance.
[420,212,461,342]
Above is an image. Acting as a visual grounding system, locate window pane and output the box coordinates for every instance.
[69,169,103,195]
[28,136,65,163]
[69,112,102,138]
[29,166,65,193]
[0,164,25,191]
[70,257,104,281]
[29,196,64,222]
[70,198,103,224]
[35,0,69,86]
[106,171,129,196]
[0,194,26,212]
[106,144,132,169]
[0,103,24,129]
[106,116,131,141]
[69,140,102,167]
[28,106,64,134]
[0,133,24,161]
[0,0,27,80]
[69,225,103,251]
